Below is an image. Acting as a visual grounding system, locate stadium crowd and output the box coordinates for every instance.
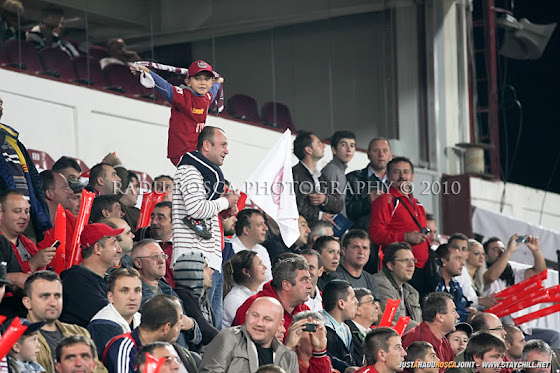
[0,3,559,371]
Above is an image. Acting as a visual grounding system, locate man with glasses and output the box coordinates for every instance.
[435,244,476,322]
[60,223,123,327]
[448,313,512,373]
[373,242,422,332]
[137,341,197,373]
[346,287,381,366]
[131,239,199,347]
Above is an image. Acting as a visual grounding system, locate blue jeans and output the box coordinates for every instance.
[209,270,223,330]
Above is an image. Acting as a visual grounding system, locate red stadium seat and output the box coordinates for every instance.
[39,47,77,81]
[5,39,42,72]
[88,44,109,61]
[28,149,55,171]
[74,56,106,86]
[261,102,296,131]
[227,94,261,123]
[70,157,90,175]
[103,63,143,95]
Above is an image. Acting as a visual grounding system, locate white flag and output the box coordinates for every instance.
[244,129,299,247]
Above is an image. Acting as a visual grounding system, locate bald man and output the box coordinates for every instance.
[199,297,298,373]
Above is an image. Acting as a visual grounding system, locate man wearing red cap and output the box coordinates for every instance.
[60,223,123,328]
[134,60,223,166]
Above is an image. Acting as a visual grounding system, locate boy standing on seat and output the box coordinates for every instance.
[133,61,223,165]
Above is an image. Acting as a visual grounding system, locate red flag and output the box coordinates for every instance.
[379,299,401,327]
[513,302,560,326]
[52,204,67,274]
[67,189,95,269]
[0,318,28,360]
[136,192,166,230]
[144,352,166,373]
[493,270,547,299]
[394,316,411,336]
[485,280,543,315]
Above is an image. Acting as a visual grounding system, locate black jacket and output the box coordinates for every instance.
[292,162,343,224]
[345,166,389,231]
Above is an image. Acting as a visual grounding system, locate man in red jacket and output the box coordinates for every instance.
[369,156,431,296]
[402,292,457,373]
[233,255,312,339]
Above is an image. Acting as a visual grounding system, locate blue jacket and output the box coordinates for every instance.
[102,327,142,373]
[0,123,52,241]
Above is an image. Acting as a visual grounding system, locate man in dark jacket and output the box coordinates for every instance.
[60,223,123,327]
[292,131,343,225]
[345,137,392,231]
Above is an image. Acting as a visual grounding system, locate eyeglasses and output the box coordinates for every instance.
[136,253,169,261]
[393,258,418,264]
[488,325,505,332]
[162,356,181,365]
[358,299,375,306]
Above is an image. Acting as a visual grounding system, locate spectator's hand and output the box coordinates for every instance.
[466,307,479,323]
[217,77,224,84]
[181,315,194,331]
[309,193,327,206]
[311,321,327,352]
[130,64,149,75]
[525,235,540,253]
[223,206,238,218]
[284,318,308,349]
[28,247,57,271]
[6,272,30,289]
[478,295,501,308]
[404,231,427,245]
[368,190,385,203]
[506,234,522,254]
[102,153,122,167]
[320,213,336,227]
[224,190,240,209]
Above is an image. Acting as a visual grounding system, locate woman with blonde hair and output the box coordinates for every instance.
[222,250,267,328]
[467,239,486,295]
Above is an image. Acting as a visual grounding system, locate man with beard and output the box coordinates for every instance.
[22,271,107,373]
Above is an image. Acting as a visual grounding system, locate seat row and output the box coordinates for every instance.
[0,40,298,130]
[0,39,164,102]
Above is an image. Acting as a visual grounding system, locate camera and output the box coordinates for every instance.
[302,323,317,332]
[420,227,431,234]
[516,235,528,243]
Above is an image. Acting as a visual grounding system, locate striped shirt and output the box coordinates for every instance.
[171,165,228,271]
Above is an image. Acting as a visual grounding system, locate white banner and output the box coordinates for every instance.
[244,130,300,247]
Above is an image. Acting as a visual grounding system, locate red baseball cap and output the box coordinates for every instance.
[80,223,124,249]
[187,60,214,78]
